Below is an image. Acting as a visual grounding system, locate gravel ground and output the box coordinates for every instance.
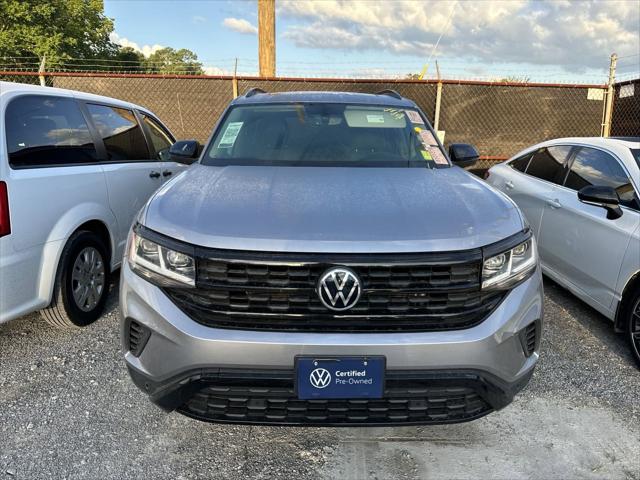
[1,277,639,479]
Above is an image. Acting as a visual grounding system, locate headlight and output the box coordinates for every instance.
[482,236,537,290]
[128,226,195,287]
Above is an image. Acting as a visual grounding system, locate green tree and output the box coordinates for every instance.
[109,46,145,72]
[144,47,204,75]
[0,0,117,66]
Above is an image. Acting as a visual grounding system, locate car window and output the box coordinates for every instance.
[142,114,174,161]
[87,104,149,161]
[564,147,640,211]
[524,146,572,184]
[509,153,532,172]
[631,148,640,169]
[6,95,98,168]
[202,103,448,168]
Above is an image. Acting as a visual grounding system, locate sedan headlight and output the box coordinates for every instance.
[482,236,537,290]
[128,226,195,287]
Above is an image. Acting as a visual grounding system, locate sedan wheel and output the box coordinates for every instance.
[629,296,640,367]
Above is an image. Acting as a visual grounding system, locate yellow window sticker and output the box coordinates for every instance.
[420,150,432,161]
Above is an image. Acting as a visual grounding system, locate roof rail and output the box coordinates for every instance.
[244,87,267,98]
[375,89,403,100]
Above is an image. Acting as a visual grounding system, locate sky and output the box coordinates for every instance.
[104,0,640,83]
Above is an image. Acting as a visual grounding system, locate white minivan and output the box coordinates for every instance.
[0,82,197,327]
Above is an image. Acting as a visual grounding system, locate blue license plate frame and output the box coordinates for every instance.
[295,356,386,400]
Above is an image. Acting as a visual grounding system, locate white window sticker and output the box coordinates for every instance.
[366,114,385,124]
[418,129,438,147]
[405,110,424,124]
[427,146,449,165]
[218,122,243,147]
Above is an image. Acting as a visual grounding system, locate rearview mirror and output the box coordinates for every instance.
[448,143,479,168]
[169,140,201,164]
[578,185,623,220]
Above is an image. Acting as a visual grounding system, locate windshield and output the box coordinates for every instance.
[202,103,449,168]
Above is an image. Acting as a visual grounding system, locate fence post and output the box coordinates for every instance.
[38,55,46,87]
[232,58,239,98]
[433,61,443,139]
[602,53,617,137]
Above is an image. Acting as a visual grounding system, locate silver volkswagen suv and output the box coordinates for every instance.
[120,90,543,426]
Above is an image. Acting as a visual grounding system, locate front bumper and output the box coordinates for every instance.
[120,261,543,425]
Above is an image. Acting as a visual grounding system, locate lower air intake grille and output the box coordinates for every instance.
[178,372,493,425]
[127,319,151,357]
[520,321,538,357]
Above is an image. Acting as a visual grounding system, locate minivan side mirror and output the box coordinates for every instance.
[578,185,623,220]
[169,140,201,164]
[448,143,479,168]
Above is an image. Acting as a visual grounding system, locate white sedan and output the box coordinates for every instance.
[486,137,640,366]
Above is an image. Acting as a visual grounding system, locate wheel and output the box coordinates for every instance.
[41,230,110,328]
[623,286,640,368]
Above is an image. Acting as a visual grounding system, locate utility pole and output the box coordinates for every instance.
[602,53,617,137]
[258,0,276,77]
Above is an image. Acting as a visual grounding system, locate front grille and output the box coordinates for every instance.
[164,249,506,332]
[178,372,493,425]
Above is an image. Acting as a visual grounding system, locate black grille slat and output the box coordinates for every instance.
[163,249,507,333]
[178,375,493,425]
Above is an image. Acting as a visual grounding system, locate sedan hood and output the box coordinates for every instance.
[144,164,523,253]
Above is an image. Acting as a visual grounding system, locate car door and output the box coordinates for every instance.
[501,146,573,239]
[138,112,188,181]
[84,103,164,262]
[538,145,640,312]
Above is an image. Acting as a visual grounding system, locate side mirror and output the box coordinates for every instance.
[449,143,479,168]
[169,140,201,165]
[578,185,623,220]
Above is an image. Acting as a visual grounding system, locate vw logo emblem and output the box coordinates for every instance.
[309,368,332,389]
[317,267,362,311]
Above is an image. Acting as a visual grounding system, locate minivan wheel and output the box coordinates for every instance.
[41,231,110,328]
[624,287,640,368]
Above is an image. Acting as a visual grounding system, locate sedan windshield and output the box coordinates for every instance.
[202,103,449,168]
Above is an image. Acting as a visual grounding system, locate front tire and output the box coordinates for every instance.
[41,231,110,328]
[623,286,640,368]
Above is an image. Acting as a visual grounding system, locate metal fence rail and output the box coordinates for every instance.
[1,71,638,168]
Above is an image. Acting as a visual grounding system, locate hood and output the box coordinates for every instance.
[144,164,524,253]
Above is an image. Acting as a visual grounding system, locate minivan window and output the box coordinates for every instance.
[565,146,639,210]
[524,146,572,184]
[202,104,448,168]
[142,114,173,161]
[87,104,149,161]
[509,153,532,172]
[6,95,97,168]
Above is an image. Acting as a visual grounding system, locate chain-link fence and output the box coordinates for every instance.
[1,71,638,168]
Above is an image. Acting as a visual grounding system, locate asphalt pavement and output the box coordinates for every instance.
[1,278,638,479]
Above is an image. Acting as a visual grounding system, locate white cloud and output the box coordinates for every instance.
[110,32,164,58]
[222,17,258,35]
[192,15,207,24]
[278,0,640,71]
[203,66,231,75]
